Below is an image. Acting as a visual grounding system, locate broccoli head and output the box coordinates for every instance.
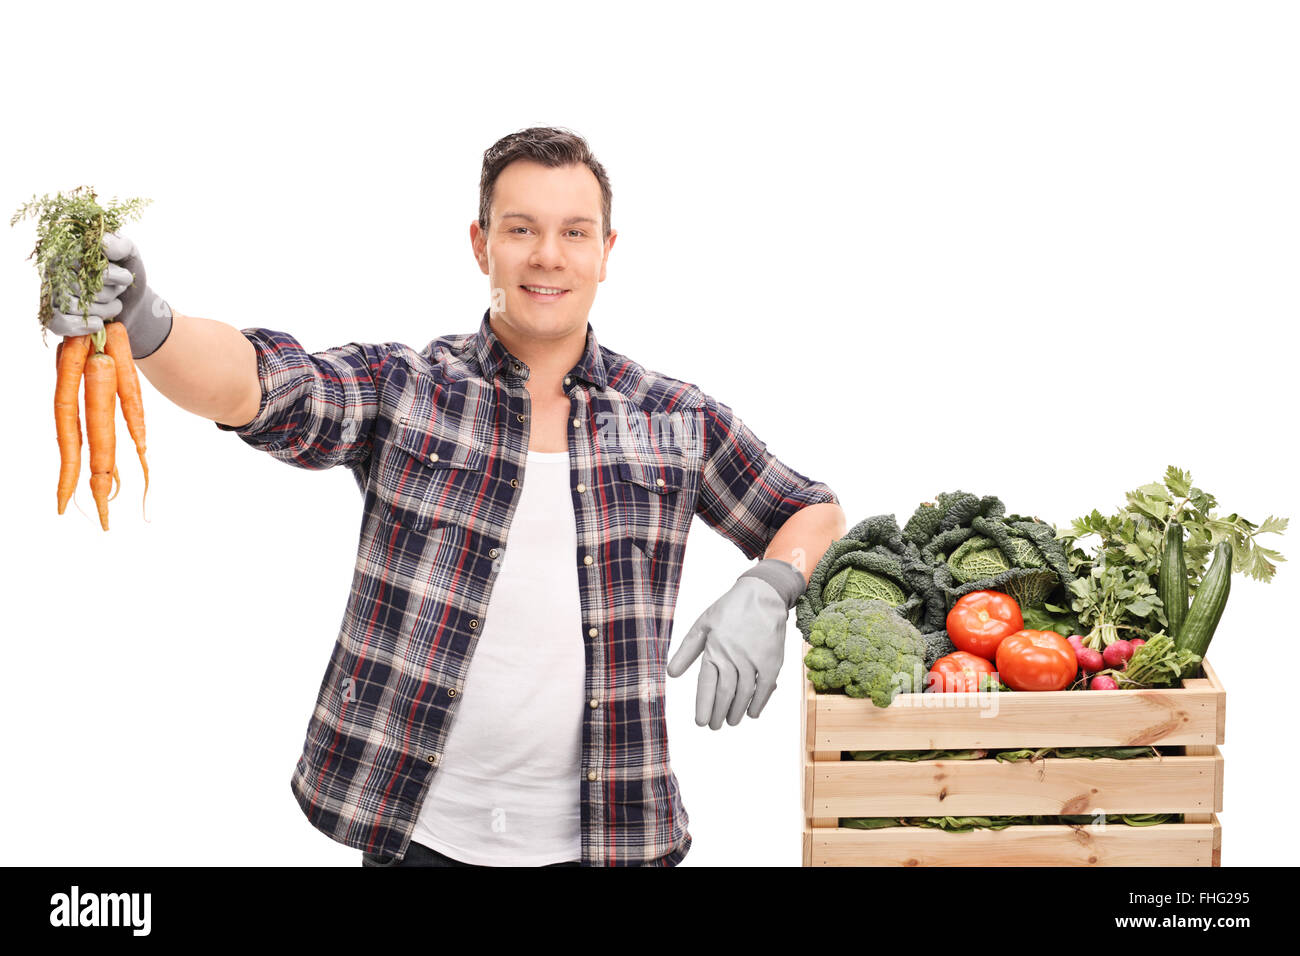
[803,598,929,707]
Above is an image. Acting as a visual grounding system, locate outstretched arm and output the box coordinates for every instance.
[140,309,260,427]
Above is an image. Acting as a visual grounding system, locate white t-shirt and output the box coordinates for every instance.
[411,450,585,865]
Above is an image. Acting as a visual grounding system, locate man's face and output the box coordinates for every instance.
[472,159,616,340]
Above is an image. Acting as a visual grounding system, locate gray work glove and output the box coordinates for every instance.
[46,232,174,359]
[667,558,807,730]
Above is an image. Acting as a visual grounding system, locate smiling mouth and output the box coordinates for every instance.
[520,284,569,298]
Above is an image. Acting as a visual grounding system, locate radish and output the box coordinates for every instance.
[1091,675,1119,691]
[1076,646,1105,673]
[1102,639,1134,669]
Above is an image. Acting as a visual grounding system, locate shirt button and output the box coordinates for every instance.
[510,478,519,488]
[576,482,586,493]
[512,362,521,372]
[572,418,581,428]
[588,627,597,637]
[564,376,572,386]
[447,688,457,698]
[469,619,479,629]
[489,548,499,558]
[583,555,593,566]
[586,770,598,782]
[429,453,439,463]
[589,698,599,709]
[655,477,665,487]
[426,753,439,765]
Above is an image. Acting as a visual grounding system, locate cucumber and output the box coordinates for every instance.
[1158,520,1189,641]
[1176,539,1233,673]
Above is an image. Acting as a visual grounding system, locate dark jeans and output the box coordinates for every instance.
[361,840,580,867]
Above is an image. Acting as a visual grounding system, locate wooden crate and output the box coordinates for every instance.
[801,653,1226,866]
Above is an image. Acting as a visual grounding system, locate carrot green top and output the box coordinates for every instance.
[10,185,151,342]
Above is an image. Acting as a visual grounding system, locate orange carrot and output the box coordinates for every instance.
[104,321,148,520]
[55,334,91,515]
[84,344,117,531]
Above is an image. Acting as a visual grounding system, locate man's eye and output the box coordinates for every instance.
[510,227,529,234]
[567,229,585,238]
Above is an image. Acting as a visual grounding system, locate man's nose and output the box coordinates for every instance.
[530,232,567,268]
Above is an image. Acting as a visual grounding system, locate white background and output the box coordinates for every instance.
[2,0,1296,867]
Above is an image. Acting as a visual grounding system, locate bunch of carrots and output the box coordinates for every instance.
[54,325,148,529]
[12,187,151,530]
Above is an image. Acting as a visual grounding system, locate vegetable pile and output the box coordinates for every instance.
[801,467,1286,703]
[12,187,152,530]
[795,494,1078,677]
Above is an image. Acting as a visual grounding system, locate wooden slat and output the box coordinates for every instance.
[801,675,810,865]
[805,817,1220,867]
[801,664,814,755]
[808,751,1221,817]
[1214,748,1224,815]
[1202,658,1225,690]
[1197,658,1227,742]
[1180,742,1220,822]
[809,680,1223,750]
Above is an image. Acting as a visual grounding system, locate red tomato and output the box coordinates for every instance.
[927,652,997,693]
[946,591,1024,660]
[995,630,1078,692]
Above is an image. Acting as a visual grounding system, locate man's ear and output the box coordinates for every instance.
[599,228,618,282]
[470,220,490,275]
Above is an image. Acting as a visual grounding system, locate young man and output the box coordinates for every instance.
[48,127,845,867]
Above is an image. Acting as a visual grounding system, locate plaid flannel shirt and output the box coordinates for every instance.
[215,308,838,865]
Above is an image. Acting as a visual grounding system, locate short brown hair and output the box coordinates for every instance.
[479,127,613,243]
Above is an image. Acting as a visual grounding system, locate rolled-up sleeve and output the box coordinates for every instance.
[694,393,839,561]
[214,328,388,476]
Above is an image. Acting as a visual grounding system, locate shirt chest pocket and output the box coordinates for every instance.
[379,417,487,531]
[612,455,690,561]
